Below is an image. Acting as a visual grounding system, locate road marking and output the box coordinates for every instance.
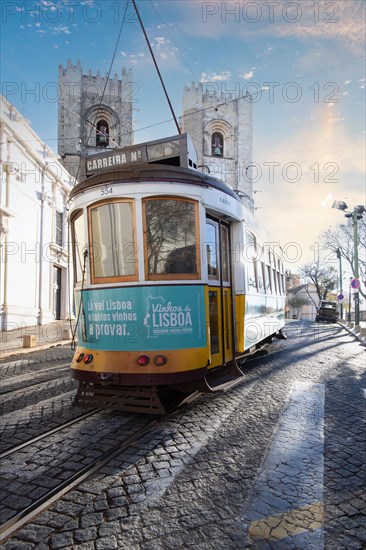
[363,388,366,399]
[249,501,323,541]
[243,381,325,548]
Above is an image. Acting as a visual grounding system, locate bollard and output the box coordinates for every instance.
[23,335,36,348]
[63,328,72,340]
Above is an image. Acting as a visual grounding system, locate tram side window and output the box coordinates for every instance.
[272,267,278,294]
[258,262,266,293]
[266,265,272,293]
[246,231,258,293]
[144,198,199,279]
[221,225,230,283]
[277,271,282,295]
[72,210,87,283]
[89,200,137,282]
[206,222,219,280]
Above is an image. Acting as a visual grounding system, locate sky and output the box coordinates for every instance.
[1,0,365,274]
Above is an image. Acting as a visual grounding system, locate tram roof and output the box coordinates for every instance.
[71,133,243,202]
[69,162,242,202]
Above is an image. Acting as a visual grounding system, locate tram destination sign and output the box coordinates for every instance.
[85,146,147,176]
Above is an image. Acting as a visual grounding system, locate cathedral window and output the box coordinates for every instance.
[96,119,109,147]
[211,132,224,157]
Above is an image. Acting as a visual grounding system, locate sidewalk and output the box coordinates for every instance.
[338,320,366,346]
[0,320,77,359]
[0,319,364,361]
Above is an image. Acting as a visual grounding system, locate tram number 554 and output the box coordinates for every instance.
[100,187,113,196]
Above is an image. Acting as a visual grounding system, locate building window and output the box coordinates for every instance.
[96,119,109,147]
[211,132,224,157]
[55,211,63,246]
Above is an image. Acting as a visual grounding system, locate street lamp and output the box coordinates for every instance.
[332,201,365,327]
[348,277,352,323]
[336,248,343,320]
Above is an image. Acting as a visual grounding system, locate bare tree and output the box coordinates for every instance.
[321,218,366,299]
[299,261,338,305]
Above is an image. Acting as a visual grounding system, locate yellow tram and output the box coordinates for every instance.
[69,133,286,412]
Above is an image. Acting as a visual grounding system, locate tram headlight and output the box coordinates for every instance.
[83,354,93,364]
[76,353,84,363]
[153,355,167,366]
[137,355,150,366]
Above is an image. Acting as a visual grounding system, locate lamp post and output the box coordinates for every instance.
[336,248,343,320]
[347,277,352,322]
[332,201,365,328]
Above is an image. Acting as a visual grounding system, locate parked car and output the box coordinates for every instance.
[315,300,339,323]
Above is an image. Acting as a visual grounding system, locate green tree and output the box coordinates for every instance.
[287,294,311,318]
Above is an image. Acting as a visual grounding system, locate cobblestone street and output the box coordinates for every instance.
[0,320,365,549]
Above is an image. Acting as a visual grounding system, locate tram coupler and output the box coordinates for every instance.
[275,329,287,340]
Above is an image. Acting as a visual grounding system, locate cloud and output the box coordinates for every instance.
[52,25,71,35]
[154,36,169,46]
[181,0,365,55]
[255,103,365,264]
[200,71,231,82]
[242,71,254,80]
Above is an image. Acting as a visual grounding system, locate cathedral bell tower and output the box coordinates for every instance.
[58,59,133,180]
[182,82,253,210]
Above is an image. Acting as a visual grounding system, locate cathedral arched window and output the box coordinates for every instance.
[96,119,109,147]
[211,132,224,157]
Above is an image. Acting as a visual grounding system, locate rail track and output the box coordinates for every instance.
[0,392,198,542]
[0,409,99,460]
[0,364,70,395]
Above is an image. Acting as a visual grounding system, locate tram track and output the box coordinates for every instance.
[0,392,198,542]
[1,362,70,379]
[0,416,158,542]
[0,364,70,396]
[0,378,76,417]
[0,409,99,460]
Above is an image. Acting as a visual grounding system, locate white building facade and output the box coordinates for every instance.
[0,96,75,331]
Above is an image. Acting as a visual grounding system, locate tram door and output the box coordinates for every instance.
[206,218,234,368]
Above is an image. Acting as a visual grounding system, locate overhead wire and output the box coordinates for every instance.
[66,0,131,343]
[7,41,366,148]
[131,0,181,134]
[148,0,201,86]
[72,0,131,182]
[117,52,366,140]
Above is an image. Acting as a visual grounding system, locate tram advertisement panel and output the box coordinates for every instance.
[76,285,206,351]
